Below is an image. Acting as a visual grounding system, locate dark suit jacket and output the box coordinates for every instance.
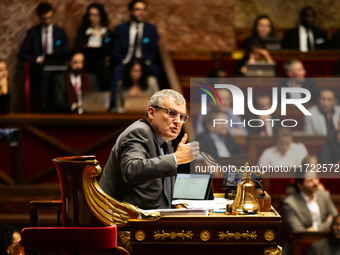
[53,71,98,113]
[308,237,339,255]
[196,132,245,161]
[320,132,340,164]
[19,25,69,63]
[282,26,329,50]
[0,94,10,114]
[99,119,178,209]
[74,26,114,57]
[112,22,158,64]
[278,78,319,104]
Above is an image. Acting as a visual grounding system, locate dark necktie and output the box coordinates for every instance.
[161,142,172,208]
[132,25,139,57]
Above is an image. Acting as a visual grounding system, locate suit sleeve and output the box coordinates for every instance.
[18,30,39,62]
[318,191,338,231]
[146,25,159,62]
[319,135,336,164]
[112,26,126,63]
[303,114,314,134]
[120,127,177,184]
[283,199,309,232]
[60,29,69,54]
[53,75,72,113]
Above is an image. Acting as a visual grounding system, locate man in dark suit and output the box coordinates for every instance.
[99,89,200,209]
[53,50,98,113]
[282,6,329,51]
[278,59,319,104]
[19,3,68,112]
[282,170,338,255]
[196,108,245,162]
[110,0,159,108]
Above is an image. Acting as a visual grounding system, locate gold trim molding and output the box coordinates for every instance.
[264,245,282,255]
[219,230,257,241]
[154,230,193,240]
[264,230,275,241]
[200,230,211,241]
[135,230,146,241]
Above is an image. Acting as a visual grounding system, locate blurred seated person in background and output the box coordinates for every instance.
[234,38,274,76]
[0,60,10,114]
[207,68,227,78]
[282,6,329,51]
[304,88,340,136]
[244,92,280,136]
[53,50,98,113]
[110,0,159,108]
[196,108,246,163]
[320,118,340,165]
[308,214,340,255]
[74,3,114,91]
[196,88,248,136]
[114,58,159,113]
[243,14,280,50]
[278,59,319,103]
[258,126,308,167]
[283,169,337,255]
[18,2,69,112]
[0,224,21,255]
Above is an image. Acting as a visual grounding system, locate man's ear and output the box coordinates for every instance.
[147,107,155,120]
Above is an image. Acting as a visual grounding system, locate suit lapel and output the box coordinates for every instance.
[296,193,314,227]
[36,26,43,54]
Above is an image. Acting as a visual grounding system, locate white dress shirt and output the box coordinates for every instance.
[41,24,54,54]
[123,21,144,64]
[85,27,107,47]
[300,191,321,231]
[299,24,314,52]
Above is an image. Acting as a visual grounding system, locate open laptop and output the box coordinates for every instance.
[43,54,67,71]
[173,173,213,200]
[124,94,151,113]
[261,37,282,51]
[82,91,111,113]
[245,62,276,77]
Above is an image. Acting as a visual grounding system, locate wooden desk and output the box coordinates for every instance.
[128,208,282,255]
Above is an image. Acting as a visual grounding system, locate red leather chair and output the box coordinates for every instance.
[18,225,117,254]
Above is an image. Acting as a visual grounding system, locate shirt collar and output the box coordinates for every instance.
[155,133,166,147]
[300,190,316,202]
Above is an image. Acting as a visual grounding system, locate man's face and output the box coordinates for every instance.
[276,135,292,155]
[301,9,316,28]
[148,97,186,142]
[209,112,228,136]
[332,216,340,240]
[0,61,8,81]
[318,90,336,114]
[216,89,232,112]
[256,96,271,110]
[130,2,147,23]
[299,171,319,196]
[69,53,84,75]
[40,10,54,27]
[287,61,306,82]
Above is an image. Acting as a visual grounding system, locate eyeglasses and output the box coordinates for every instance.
[153,106,188,123]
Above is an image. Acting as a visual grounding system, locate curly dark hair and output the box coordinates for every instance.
[251,14,275,37]
[121,58,150,91]
[0,224,16,255]
[81,3,108,28]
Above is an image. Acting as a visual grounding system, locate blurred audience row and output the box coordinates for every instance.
[16,1,159,113]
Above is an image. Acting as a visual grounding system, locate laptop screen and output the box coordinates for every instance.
[173,173,213,200]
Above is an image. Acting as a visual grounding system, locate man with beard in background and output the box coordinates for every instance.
[53,50,98,113]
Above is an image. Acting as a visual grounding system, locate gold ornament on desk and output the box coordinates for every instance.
[230,162,264,215]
